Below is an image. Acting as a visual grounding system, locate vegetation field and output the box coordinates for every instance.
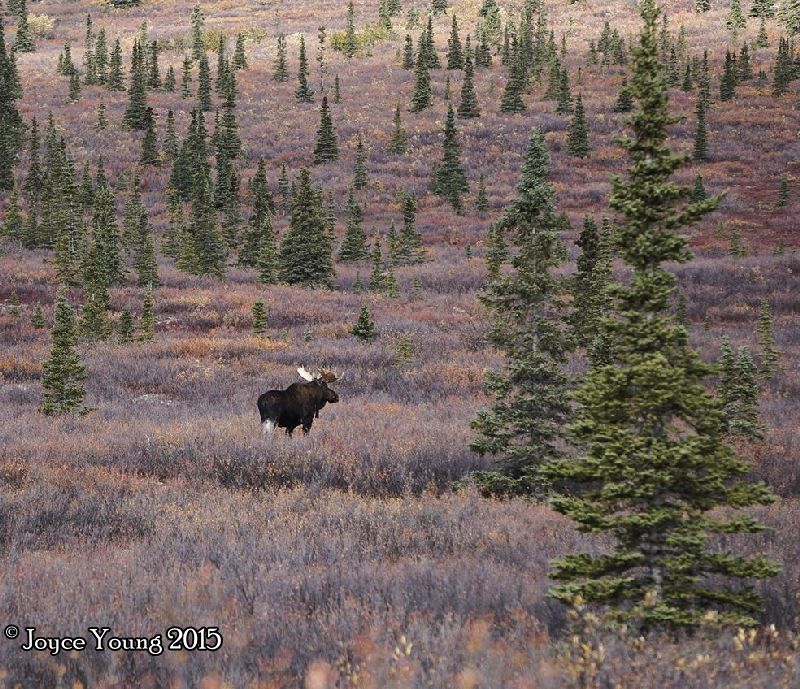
[0,0,798,686]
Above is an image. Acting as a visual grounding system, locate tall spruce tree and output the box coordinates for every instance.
[313,96,339,163]
[570,215,612,348]
[396,193,425,264]
[447,14,464,69]
[457,49,480,118]
[40,289,87,416]
[295,35,314,102]
[123,39,149,129]
[338,186,369,261]
[693,93,708,162]
[541,0,778,630]
[353,132,368,189]
[566,93,591,157]
[278,168,335,287]
[432,104,469,210]
[386,103,408,153]
[273,33,289,82]
[470,127,571,497]
[0,17,25,191]
[409,43,432,111]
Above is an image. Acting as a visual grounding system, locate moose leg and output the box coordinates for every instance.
[302,415,314,435]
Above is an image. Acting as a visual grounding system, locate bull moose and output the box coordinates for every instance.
[257,366,340,436]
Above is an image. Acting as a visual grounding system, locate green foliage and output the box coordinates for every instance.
[30,303,45,328]
[123,39,150,128]
[693,94,708,162]
[353,132,368,189]
[691,173,707,202]
[777,177,790,207]
[718,338,763,439]
[118,308,134,343]
[476,173,489,213]
[0,22,24,191]
[409,43,432,112]
[566,93,590,157]
[40,289,87,416]
[447,14,463,70]
[12,0,35,53]
[386,103,408,153]
[295,35,314,102]
[470,127,571,498]
[457,48,480,118]
[197,51,212,110]
[614,78,634,112]
[251,301,267,335]
[338,187,369,262]
[278,168,335,288]
[432,104,469,211]
[351,305,378,341]
[756,298,779,378]
[140,286,155,341]
[541,0,777,630]
[313,96,339,163]
[570,215,612,350]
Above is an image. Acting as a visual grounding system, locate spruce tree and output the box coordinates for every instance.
[570,215,612,348]
[123,39,149,129]
[1,186,24,240]
[457,50,480,118]
[541,0,778,630]
[139,109,160,166]
[338,187,369,261]
[352,305,378,341]
[233,32,247,70]
[252,301,267,335]
[273,33,289,82]
[140,286,155,341]
[191,3,205,61]
[31,303,45,328]
[476,173,489,212]
[107,38,125,91]
[727,0,747,36]
[409,45,432,111]
[614,77,635,112]
[555,67,574,114]
[396,193,425,264]
[40,289,87,416]
[147,39,161,90]
[68,70,81,102]
[312,96,339,163]
[295,35,314,102]
[756,298,779,378]
[369,239,385,291]
[691,173,707,201]
[500,47,526,113]
[164,65,176,92]
[353,132,368,189]
[197,51,212,110]
[470,127,571,497]
[0,18,24,191]
[134,207,159,287]
[344,0,358,58]
[386,103,408,153]
[179,169,226,278]
[432,104,469,211]
[333,73,341,103]
[278,168,335,287]
[718,338,763,439]
[566,93,590,157]
[720,50,738,101]
[447,14,464,70]
[402,34,415,69]
[776,176,790,207]
[751,0,776,17]
[12,0,35,53]
[180,54,193,97]
[693,93,708,162]
[80,239,113,341]
[91,175,124,285]
[254,211,278,284]
[95,102,108,131]
[756,17,770,47]
[118,308,134,342]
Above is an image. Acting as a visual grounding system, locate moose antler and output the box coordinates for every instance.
[297,366,315,381]
[316,368,338,383]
